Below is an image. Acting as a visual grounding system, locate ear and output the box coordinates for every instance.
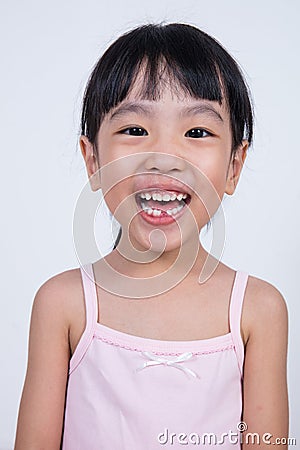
[80,136,101,191]
[225,140,248,195]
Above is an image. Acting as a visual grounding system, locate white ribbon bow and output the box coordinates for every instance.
[137,351,198,378]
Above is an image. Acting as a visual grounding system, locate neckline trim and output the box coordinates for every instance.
[93,321,233,354]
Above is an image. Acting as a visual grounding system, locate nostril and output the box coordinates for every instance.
[144,153,186,173]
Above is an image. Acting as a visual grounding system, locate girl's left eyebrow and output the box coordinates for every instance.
[181,104,224,123]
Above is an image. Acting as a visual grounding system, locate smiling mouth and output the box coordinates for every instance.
[135,189,191,221]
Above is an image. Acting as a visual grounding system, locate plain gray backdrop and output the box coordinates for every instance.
[1,0,299,448]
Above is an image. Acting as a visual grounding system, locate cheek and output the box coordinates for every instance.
[98,148,148,220]
[208,167,228,196]
[103,179,128,212]
[99,150,135,203]
[190,155,229,218]
[102,178,138,229]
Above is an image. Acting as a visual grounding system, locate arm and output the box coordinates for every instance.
[242,281,289,449]
[14,275,71,450]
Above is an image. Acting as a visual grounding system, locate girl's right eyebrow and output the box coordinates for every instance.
[108,100,224,124]
[109,102,155,121]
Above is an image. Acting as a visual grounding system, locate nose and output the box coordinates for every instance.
[143,151,186,174]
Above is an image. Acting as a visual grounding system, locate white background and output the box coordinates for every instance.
[1,0,299,448]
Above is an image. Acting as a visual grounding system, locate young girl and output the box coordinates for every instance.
[15,23,288,449]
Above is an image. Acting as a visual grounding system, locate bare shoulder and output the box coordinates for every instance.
[244,274,287,319]
[32,268,85,349]
[34,267,82,312]
[36,267,82,295]
[242,274,288,344]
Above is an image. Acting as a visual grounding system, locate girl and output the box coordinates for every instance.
[15,23,288,449]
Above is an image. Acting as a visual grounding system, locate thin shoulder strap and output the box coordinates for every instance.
[229,270,249,376]
[80,262,98,329]
[69,262,98,374]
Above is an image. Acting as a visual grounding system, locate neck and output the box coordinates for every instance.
[97,235,220,299]
[109,234,209,279]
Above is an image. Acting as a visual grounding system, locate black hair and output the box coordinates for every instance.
[81,23,253,153]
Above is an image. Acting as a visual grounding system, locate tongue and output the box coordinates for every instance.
[145,199,181,211]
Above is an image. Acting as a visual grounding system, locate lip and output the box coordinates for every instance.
[134,176,193,197]
[137,203,188,225]
[134,182,192,226]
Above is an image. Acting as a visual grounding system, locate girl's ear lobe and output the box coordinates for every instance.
[225,140,248,196]
[80,136,101,191]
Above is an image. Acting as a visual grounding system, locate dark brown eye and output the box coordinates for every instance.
[122,127,148,136]
[185,128,210,138]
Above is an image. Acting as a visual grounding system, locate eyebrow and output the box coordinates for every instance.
[181,104,224,123]
[109,103,155,121]
[109,101,223,123]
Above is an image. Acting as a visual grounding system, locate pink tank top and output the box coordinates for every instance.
[62,263,248,449]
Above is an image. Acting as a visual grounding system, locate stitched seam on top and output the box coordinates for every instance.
[69,328,96,375]
[93,334,234,356]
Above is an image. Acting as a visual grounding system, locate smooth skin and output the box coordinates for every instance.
[15,85,288,449]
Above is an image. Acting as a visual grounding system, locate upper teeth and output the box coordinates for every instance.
[139,192,187,202]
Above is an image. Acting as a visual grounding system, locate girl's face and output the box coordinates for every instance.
[81,81,248,255]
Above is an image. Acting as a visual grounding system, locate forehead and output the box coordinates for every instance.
[107,64,230,121]
[107,82,230,125]
[128,62,225,102]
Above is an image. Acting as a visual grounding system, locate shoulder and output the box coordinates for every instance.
[243,274,288,322]
[32,267,84,339]
[34,267,82,310]
[36,267,82,297]
[242,274,288,344]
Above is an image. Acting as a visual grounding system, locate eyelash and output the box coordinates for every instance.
[119,127,212,138]
[185,128,212,138]
[120,127,148,136]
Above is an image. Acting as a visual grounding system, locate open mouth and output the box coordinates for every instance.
[135,189,191,221]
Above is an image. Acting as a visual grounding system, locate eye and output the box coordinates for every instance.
[120,127,148,136]
[185,128,211,138]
